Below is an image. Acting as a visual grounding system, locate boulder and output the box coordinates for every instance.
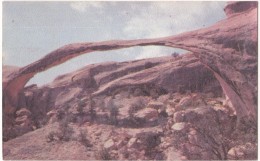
[16,108,31,117]
[224,1,257,17]
[15,115,30,125]
[175,96,192,110]
[173,111,185,123]
[135,108,158,121]
[104,139,116,150]
[165,147,183,161]
[227,143,257,160]
[127,137,138,148]
[165,105,175,116]
[171,122,188,131]
[147,101,165,110]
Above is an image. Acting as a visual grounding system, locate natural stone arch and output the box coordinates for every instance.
[3,2,257,129]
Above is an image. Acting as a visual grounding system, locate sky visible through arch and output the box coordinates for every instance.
[3,1,227,86]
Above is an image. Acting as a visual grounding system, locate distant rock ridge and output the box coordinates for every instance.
[224,1,257,17]
[3,1,257,138]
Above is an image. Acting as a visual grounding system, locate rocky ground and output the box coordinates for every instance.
[3,54,257,160]
[3,91,257,160]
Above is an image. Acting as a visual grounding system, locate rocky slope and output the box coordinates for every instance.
[2,1,257,160]
[4,53,252,160]
[3,53,256,160]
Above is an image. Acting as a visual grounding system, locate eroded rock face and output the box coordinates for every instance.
[3,54,222,141]
[3,1,257,140]
[224,1,257,17]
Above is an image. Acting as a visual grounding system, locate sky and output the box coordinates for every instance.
[3,1,227,86]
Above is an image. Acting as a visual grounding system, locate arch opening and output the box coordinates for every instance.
[25,46,188,87]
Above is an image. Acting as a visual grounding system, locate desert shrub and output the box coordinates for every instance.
[89,106,96,121]
[158,110,168,118]
[108,101,119,125]
[127,87,132,98]
[79,130,92,148]
[171,52,179,57]
[144,133,161,156]
[150,89,159,99]
[144,62,154,69]
[134,97,146,108]
[46,131,57,142]
[126,104,147,127]
[95,148,113,160]
[128,105,137,119]
[168,91,174,100]
[57,109,66,120]
[89,96,97,121]
[77,100,86,114]
[57,118,74,141]
[133,88,144,96]
[172,109,257,160]
[67,113,77,123]
[177,85,185,94]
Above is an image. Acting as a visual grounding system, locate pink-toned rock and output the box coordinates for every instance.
[173,111,185,123]
[104,139,116,150]
[147,101,165,110]
[127,137,138,148]
[15,115,30,125]
[46,110,57,117]
[175,96,192,110]
[171,122,188,131]
[166,106,175,117]
[228,143,257,159]
[224,1,257,17]
[16,108,31,117]
[135,108,158,121]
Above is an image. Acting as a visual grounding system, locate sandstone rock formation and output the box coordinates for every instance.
[2,1,258,160]
[3,2,257,130]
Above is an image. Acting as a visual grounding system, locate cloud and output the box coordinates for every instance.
[123,1,227,59]
[135,46,167,60]
[70,2,104,12]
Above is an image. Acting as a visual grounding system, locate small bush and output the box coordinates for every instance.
[57,118,74,141]
[95,148,113,160]
[171,52,179,57]
[46,131,56,142]
[128,106,136,119]
[89,106,96,121]
[79,130,92,148]
[56,110,65,120]
[150,89,159,99]
[109,104,119,125]
[77,100,86,114]
[144,133,161,156]
[144,62,154,69]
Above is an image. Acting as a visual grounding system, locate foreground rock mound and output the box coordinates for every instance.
[3,90,256,160]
